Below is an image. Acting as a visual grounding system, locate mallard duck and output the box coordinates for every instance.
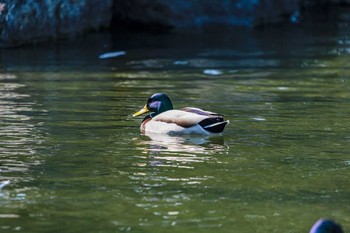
[310,219,343,233]
[132,93,229,135]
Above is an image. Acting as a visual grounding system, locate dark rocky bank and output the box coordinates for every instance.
[0,0,349,47]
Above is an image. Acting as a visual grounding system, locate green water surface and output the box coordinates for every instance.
[0,14,350,233]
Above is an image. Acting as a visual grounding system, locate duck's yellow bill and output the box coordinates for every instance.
[132,105,149,117]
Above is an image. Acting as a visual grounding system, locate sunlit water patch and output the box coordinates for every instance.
[0,73,45,182]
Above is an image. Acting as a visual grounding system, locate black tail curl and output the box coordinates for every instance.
[198,117,229,133]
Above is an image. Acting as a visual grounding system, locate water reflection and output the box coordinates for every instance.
[140,133,227,154]
[130,133,229,228]
[134,133,228,168]
[0,73,43,184]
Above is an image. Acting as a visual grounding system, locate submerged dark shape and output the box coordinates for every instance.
[310,219,343,233]
[132,93,229,135]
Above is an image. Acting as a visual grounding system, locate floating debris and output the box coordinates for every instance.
[203,69,223,76]
[253,117,266,121]
[99,51,126,59]
[173,60,189,65]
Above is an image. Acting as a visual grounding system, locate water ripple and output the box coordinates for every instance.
[0,73,44,184]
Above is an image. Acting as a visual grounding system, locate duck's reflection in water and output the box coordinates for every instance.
[131,133,228,224]
[135,133,229,168]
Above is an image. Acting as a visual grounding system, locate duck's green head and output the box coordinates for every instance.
[133,93,173,117]
[310,219,343,233]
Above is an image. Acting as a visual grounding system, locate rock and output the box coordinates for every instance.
[1,0,350,47]
[112,0,259,30]
[111,0,311,30]
[112,0,350,30]
[0,0,113,47]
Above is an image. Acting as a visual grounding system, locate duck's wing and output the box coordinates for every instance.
[153,110,208,128]
[182,107,229,133]
[181,107,223,117]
